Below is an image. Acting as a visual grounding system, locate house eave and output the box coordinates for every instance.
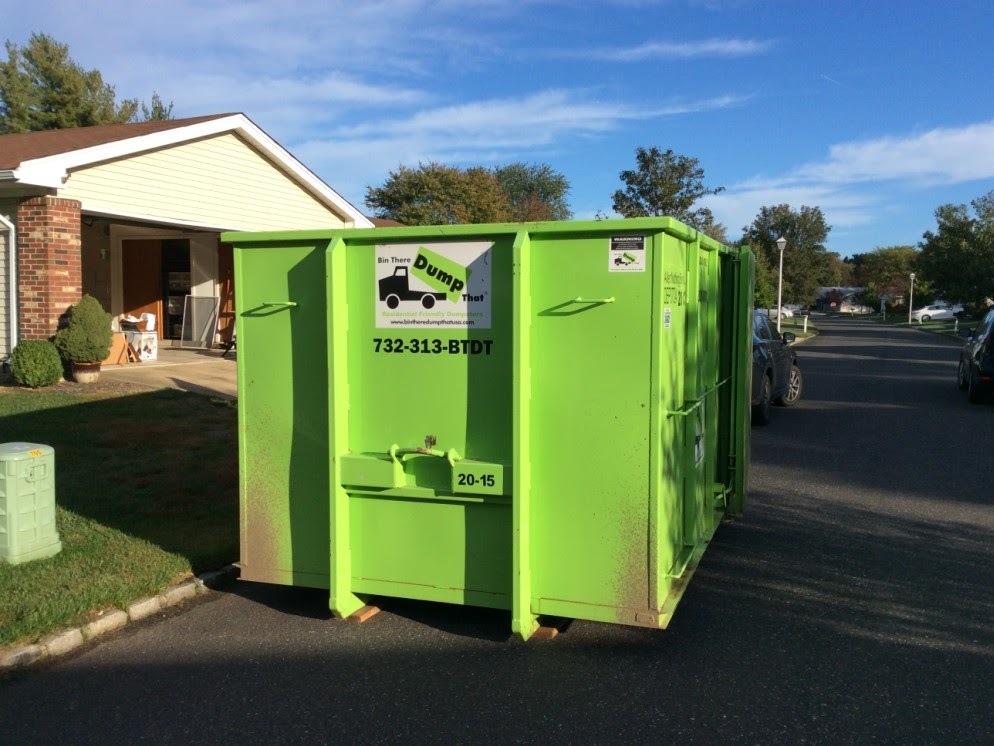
[8,114,373,227]
[3,165,66,189]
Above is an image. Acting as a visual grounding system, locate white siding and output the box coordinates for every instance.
[60,133,351,231]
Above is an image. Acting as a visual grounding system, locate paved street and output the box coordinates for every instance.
[2,316,993,743]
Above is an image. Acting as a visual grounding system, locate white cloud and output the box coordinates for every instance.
[326,90,746,144]
[585,37,774,62]
[706,185,880,238]
[293,89,749,210]
[165,72,429,139]
[711,120,994,241]
[730,121,994,193]
[797,121,994,186]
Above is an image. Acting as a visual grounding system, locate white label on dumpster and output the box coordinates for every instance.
[375,242,493,329]
[608,234,646,272]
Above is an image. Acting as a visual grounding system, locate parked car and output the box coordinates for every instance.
[957,307,994,404]
[910,303,964,323]
[752,310,803,425]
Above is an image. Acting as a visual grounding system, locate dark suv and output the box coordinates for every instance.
[752,310,802,425]
[957,307,994,404]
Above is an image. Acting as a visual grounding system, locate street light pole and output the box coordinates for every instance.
[908,272,916,325]
[776,236,787,333]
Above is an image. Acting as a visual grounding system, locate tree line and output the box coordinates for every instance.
[5,33,988,312]
[841,190,994,315]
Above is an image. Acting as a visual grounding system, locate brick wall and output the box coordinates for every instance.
[17,196,82,339]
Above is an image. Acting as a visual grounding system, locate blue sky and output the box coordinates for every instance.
[4,0,994,257]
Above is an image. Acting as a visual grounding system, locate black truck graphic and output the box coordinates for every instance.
[379,266,447,309]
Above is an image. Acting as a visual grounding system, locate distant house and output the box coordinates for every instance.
[0,113,372,359]
[816,287,866,312]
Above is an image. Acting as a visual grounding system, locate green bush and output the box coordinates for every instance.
[10,339,64,387]
[53,294,113,364]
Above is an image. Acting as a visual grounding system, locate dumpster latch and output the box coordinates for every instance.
[389,439,461,465]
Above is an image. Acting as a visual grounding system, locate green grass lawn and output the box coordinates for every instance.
[850,310,974,338]
[0,386,238,648]
[776,314,819,339]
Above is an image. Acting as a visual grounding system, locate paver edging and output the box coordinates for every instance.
[0,564,239,674]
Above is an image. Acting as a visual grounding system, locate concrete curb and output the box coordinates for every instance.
[0,564,239,674]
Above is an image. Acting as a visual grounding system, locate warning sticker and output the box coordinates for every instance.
[609,235,646,272]
[375,242,493,329]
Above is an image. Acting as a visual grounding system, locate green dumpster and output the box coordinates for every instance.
[224,218,752,640]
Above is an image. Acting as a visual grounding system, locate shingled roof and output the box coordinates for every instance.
[0,114,234,170]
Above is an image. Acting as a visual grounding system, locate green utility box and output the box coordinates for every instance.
[0,442,61,565]
[224,218,752,640]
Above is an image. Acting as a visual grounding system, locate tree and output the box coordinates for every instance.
[492,163,572,222]
[365,162,513,225]
[140,92,173,122]
[1,33,171,133]
[827,252,854,288]
[751,247,778,310]
[611,147,725,232]
[847,246,918,305]
[918,191,994,308]
[365,161,573,225]
[741,204,834,306]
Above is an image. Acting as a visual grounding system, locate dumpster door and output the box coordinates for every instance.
[234,241,333,589]
[528,231,654,625]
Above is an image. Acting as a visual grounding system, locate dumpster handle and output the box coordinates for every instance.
[262,301,298,308]
[666,549,695,579]
[665,376,731,416]
[389,444,463,467]
[571,296,615,305]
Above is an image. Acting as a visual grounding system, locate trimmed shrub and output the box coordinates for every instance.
[10,339,64,388]
[53,294,113,363]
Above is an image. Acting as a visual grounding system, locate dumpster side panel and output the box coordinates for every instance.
[528,231,654,621]
[349,494,512,608]
[652,231,691,612]
[654,233,751,621]
[235,241,331,588]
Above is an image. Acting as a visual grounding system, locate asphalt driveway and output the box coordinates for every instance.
[2,315,993,743]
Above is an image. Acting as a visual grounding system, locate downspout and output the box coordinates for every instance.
[0,211,16,359]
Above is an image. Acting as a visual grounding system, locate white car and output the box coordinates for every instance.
[910,303,964,323]
[764,307,794,319]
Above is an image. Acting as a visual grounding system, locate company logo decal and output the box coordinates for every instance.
[375,241,493,329]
